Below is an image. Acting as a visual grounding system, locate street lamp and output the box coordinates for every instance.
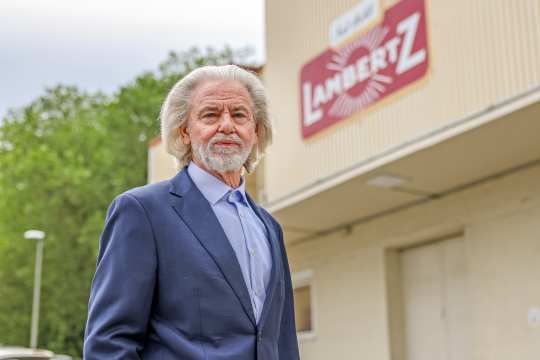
[24,229,45,349]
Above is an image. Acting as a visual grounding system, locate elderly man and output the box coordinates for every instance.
[84,65,300,360]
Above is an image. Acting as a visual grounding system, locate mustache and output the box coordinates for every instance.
[208,133,244,147]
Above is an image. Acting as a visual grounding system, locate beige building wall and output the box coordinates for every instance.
[145,2,540,358]
[287,162,540,360]
[147,138,177,184]
[264,0,540,207]
[264,3,540,354]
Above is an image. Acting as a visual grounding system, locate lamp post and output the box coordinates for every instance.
[24,229,45,349]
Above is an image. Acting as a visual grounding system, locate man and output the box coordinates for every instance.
[84,65,300,360]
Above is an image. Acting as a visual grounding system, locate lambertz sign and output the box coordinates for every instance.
[300,0,429,139]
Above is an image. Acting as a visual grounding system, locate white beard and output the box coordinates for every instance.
[191,133,252,173]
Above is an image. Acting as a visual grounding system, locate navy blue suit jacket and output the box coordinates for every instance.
[84,169,300,359]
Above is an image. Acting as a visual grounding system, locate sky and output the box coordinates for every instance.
[0,0,265,119]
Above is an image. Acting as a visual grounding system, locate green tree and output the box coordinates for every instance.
[0,46,254,357]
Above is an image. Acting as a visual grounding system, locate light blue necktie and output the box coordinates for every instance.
[226,189,270,322]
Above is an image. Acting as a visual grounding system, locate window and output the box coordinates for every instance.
[292,269,315,339]
[294,285,312,332]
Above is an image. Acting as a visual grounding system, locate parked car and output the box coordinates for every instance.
[0,346,54,359]
[0,347,72,360]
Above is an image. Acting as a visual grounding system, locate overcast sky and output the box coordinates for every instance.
[0,0,264,118]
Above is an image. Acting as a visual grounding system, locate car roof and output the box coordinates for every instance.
[0,347,54,359]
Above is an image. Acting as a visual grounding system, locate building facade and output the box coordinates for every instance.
[148,1,540,358]
[263,0,540,359]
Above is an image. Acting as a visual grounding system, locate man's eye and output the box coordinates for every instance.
[233,113,247,118]
[202,113,217,118]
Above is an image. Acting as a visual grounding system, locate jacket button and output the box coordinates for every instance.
[257,332,263,342]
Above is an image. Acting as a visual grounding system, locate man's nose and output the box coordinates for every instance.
[218,111,235,133]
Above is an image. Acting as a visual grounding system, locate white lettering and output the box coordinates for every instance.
[303,82,322,126]
[313,84,327,108]
[356,56,370,82]
[385,37,401,64]
[342,65,357,90]
[396,12,426,74]
[329,0,380,47]
[370,47,387,73]
[325,73,343,100]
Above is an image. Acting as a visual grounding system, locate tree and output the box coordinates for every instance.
[0,46,254,356]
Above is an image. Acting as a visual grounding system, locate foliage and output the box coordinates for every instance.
[0,46,253,356]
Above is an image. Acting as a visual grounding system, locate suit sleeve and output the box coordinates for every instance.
[276,222,301,360]
[84,193,157,360]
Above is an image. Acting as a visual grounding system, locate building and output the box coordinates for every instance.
[148,1,540,358]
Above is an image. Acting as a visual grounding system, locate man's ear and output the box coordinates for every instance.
[254,123,261,144]
[179,125,191,145]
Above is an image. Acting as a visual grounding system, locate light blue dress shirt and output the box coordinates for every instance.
[188,162,272,323]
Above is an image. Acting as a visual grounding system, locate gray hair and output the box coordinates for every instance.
[160,64,273,173]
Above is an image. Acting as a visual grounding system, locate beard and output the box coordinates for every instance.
[191,133,252,174]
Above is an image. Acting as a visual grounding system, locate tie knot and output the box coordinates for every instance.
[227,190,244,205]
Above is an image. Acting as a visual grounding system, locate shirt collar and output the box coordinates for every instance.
[187,161,247,205]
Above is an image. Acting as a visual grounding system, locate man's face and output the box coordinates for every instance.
[180,79,258,174]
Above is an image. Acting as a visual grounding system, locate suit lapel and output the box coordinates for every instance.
[169,169,257,327]
[246,194,282,329]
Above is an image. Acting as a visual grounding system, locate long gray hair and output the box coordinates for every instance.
[160,65,273,173]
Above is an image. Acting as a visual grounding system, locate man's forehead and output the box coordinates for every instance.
[191,80,253,107]
[197,102,250,110]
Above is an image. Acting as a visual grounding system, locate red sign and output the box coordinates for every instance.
[300,0,429,139]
